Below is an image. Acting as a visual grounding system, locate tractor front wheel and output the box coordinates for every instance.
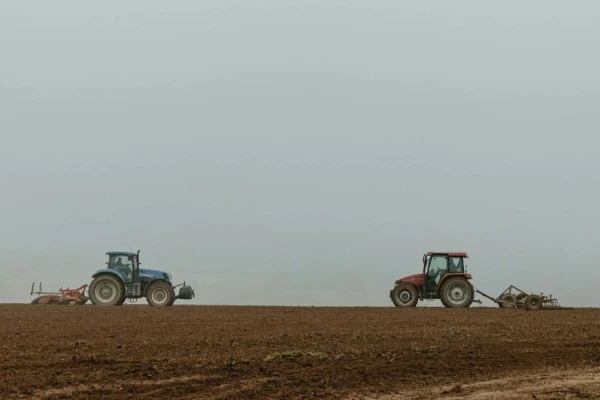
[390,283,419,307]
[89,275,126,306]
[146,281,176,307]
[440,278,474,308]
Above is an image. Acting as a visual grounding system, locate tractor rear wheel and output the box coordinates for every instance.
[440,278,474,308]
[390,283,419,307]
[525,294,543,311]
[146,281,175,307]
[89,275,126,306]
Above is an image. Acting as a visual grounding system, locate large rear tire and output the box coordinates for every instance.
[89,275,125,306]
[146,281,175,307]
[440,278,474,308]
[390,283,419,307]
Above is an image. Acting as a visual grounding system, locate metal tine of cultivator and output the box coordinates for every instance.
[540,294,564,309]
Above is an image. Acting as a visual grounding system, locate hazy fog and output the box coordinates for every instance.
[1,1,599,306]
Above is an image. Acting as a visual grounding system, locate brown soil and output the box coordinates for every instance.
[0,305,599,399]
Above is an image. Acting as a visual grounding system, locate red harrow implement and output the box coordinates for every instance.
[30,282,89,305]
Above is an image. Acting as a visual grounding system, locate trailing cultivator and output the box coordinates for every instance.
[474,285,565,310]
[30,283,89,305]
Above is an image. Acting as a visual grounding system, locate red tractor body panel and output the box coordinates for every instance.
[396,273,425,286]
[396,272,472,289]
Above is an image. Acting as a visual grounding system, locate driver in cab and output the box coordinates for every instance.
[110,257,131,279]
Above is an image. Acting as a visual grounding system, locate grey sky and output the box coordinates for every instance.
[1,1,598,306]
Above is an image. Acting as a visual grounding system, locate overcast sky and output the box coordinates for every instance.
[1,1,599,307]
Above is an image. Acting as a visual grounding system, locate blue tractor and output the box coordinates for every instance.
[89,250,194,306]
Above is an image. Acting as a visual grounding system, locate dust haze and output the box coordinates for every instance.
[1,1,599,306]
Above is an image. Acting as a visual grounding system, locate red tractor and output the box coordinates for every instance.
[390,252,474,308]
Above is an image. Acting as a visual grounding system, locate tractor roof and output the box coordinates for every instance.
[106,251,137,256]
[427,251,468,257]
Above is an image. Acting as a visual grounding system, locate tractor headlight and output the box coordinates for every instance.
[163,273,172,281]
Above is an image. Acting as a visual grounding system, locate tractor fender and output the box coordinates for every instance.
[92,269,126,282]
[142,278,171,295]
[436,273,473,295]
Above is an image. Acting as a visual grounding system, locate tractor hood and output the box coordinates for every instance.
[139,268,171,282]
[396,273,425,285]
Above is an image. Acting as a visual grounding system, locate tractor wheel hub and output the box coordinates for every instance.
[449,286,466,303]
[399,291,411,302]
[151,288,168,304]
[95,283,117,302]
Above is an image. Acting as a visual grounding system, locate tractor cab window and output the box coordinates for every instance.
[427,255,448,285]
[108,255,133,283]
[449,257,464,273]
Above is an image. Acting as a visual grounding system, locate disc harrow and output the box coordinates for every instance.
[474,285,567,310]
[30,282,89,305]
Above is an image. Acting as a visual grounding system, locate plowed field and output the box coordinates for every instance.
[1,305,599,399]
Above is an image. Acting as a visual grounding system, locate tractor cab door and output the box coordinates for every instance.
[108,255,134,284]
[425,255,449,294]
[127,252,141,297]
[107,254,141,297]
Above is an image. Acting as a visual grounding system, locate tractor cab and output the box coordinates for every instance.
[106,251,139,284]
[390,251,474,308]
[422,252,467,296]
[105,250,141,296]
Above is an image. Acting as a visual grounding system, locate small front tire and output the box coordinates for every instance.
[146,281,175,307]
[390,283,419,307]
